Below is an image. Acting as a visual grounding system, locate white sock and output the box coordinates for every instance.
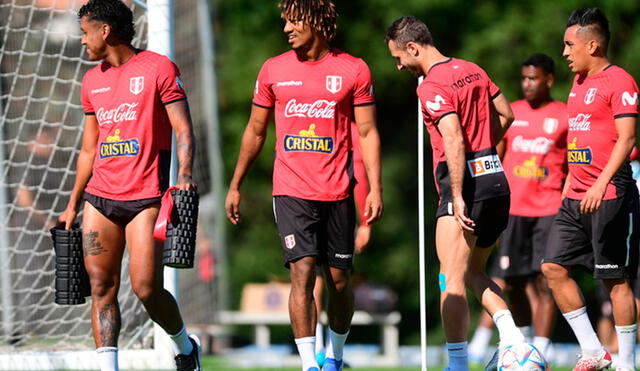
[96,347,118,371]
[315,323,325,354]
[168,325,194,356]
[447,341,469,371]
[295,336,319,371]
[615,324,637,369]
[468,326,492,359]
[562,307,603,356]
[532,336,551,357]
[325,328,349,361]
[493,310,525,347]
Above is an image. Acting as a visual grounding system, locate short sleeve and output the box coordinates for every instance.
[610,74,639,119]
[252,61,275,108]
[81,74,94,115]
[488,78,501,100]
[156,56,187,105]
[353,59,375,106]
[417,81,455,125]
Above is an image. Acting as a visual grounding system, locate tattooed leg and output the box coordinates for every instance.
[83,230,109,256]
[97,303,121,347]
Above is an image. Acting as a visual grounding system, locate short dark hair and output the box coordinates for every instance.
[279,0,338,41]
[567,7,610,53]
[384,16,433,50]
[521,53,555,75]
[78,0,135,44]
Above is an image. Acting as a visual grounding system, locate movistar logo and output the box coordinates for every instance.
[284,124,333,154]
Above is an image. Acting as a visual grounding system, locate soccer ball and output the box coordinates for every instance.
[499,342,547,371]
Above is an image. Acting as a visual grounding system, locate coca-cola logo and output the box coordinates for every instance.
[284,99,336,119]
[511,135,553,154]
[96,103,139,126]
[568,113,591,132]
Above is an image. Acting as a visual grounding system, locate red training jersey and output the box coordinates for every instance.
[253,49,375,201]
[418,58,509,203]
[566,65,639,200]
[502,100,568,217]
[81,50,186,201]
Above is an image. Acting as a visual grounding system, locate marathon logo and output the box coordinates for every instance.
[99,129,140,159]
[567,137,592,165]
[450,72,482,91]
[513,156,549,180]
[467,154,503,177]
[284,124,333,154]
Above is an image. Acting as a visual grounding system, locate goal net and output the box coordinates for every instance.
[0,0,222,369]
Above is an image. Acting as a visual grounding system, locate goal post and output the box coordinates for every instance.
[0,0,207,368]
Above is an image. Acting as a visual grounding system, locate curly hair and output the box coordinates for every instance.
[279,0,338,41]
[78,0,135,44]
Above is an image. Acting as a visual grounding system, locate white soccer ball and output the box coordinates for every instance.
[499,342,547,371]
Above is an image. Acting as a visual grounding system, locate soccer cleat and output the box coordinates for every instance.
[322,357,343,371]
[316,351,326,367]
[573,349,612,371]
[485,348,499,371]
[174,334,202,371]
[307,368,320,371]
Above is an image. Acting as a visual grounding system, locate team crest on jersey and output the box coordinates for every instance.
[129,76,144,95]
[326,75,342,94]
[543,118,558,134]
[567,137,592,165]
[583,88,597,105]
[99,129,140,159]
[513,156,549,180]
[284,124,334,154]
[284,234,296,249]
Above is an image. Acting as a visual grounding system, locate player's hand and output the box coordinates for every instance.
[363,190,383,225]
[355,225,371,253]
[176,173,197,191]
[580,181,606,214]
[57,206,78,231]
[453,196,475,233]
[225,189,242,225]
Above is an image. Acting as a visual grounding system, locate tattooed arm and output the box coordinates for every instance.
[165,100,197,190]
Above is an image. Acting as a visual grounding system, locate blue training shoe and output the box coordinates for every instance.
[307,368,320,371]
[322,357,343,371]
[316,351,326,367]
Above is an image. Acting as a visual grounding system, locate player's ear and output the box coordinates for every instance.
[546,73,555,89]
[406,41,419,57]
[586,39,600,56]
[101,22,111,40]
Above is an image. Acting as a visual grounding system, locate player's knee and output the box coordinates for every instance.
[540,262,566,281]
[89,276,117,298]
[131,279,157,304]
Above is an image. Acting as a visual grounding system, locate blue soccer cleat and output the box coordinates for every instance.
[322,357,343,371]
[307,368,320,371]
[316,351,326,367]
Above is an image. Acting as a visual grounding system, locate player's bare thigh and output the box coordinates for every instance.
[82,200,126,278]
[436,215,477,275]
[125,204,162,288]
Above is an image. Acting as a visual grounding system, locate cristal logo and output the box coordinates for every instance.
[284,99,336,119]
[96,103,139,125]
[568,113,591,131]
[512,136,553,154]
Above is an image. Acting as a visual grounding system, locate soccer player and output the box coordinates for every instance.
[57,1,201,371]
[224,1,383,371]
[541,7,640,371]
[385,16,525,371]
[470,53,567,363]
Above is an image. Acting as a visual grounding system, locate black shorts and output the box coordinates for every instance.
[436,194,510,248]
[490,214,556,278]
[273,195,355,270]
[84,192,161,226]
[543,189,640,279]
